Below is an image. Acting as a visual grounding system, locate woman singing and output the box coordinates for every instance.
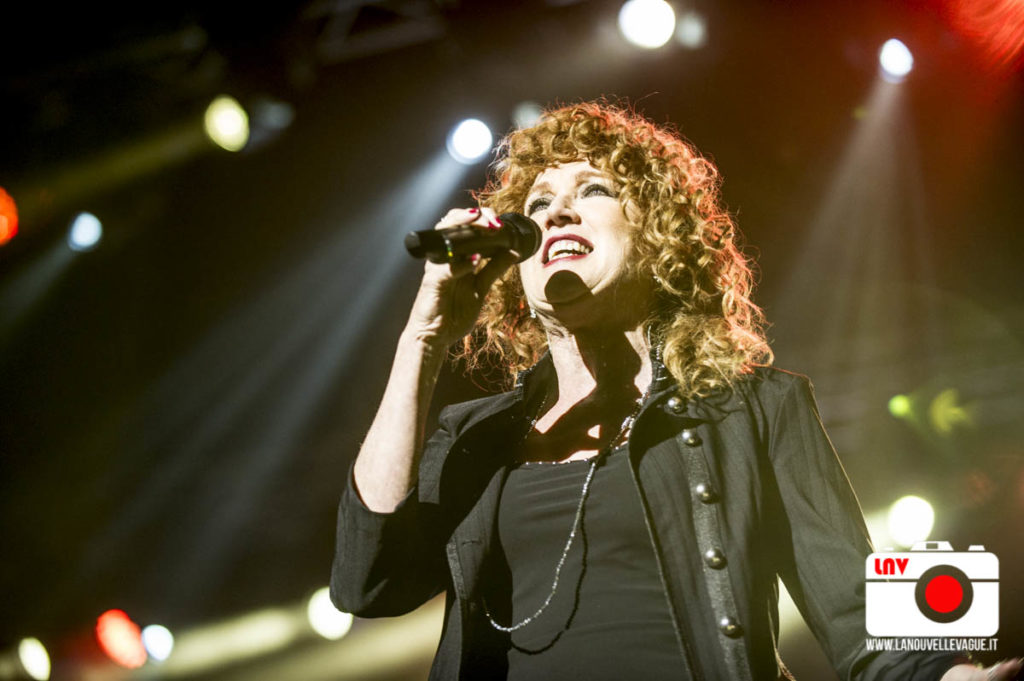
[330,101,1020,680]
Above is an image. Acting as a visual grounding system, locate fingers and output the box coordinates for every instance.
[427,206,505,280]
[987,658,1023,680]
[434,206,501,231]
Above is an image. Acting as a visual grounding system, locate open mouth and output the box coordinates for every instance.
[542,235,594,265]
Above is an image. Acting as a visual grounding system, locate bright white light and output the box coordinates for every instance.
[142,624,175,662]
[204,95,250,152]
[618,0,676,49]
[676,11,707,49]
[446,119,493,165]
[512,101,544,129]
[307,587,354,640]
[18,638,51,681]
[68,212,102,251]
[879,38,914,82]
[888,495,934,547]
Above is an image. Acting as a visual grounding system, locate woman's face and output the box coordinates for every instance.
[518,160,652,327]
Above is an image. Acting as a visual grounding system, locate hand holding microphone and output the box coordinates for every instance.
[404,208,539,349]
[404,211,542,264]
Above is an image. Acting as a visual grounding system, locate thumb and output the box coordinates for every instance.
[473,251,518,297]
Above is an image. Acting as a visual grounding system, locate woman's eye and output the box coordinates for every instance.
[582,183,614,198]
[526,197,551,214]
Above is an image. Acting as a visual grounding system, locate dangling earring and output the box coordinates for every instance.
[528,306,537,319]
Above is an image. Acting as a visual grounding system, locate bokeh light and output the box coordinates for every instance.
[68,212,102,251]
[141,624,175,662]
[446,118,493,165]
[676,11,708,49]
[879,38,914,82]
[307,587,354,640]
[0,186,18,246]
[619,0,677,49]
[18,638,50,681]
[929,388,973,434]
[888,393,912,418]
[96,610,148,669]
[204,95,250,152]
[887,495,935,548]
[512,101,544,129]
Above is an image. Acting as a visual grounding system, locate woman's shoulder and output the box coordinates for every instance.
[733,365,818,410]
[747,365,813,390]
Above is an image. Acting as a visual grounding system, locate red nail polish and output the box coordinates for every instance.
[468,207,480,214]
[489,217,502,229]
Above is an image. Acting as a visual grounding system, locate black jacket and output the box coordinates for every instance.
[331,355,963,680]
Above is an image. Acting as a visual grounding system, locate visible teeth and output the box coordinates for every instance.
[548,239,592,261]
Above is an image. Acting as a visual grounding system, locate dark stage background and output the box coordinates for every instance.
[1,1,1022,679]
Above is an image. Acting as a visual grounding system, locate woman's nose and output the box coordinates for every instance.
[544,193,580,229]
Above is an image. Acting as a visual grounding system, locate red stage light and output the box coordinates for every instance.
[0,186,17,246]
[95,610,148,669]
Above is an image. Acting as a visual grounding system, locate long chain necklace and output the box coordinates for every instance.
[483,385,649,633]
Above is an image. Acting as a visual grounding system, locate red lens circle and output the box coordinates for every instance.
[915,564,974,623]
[925,574,964,613]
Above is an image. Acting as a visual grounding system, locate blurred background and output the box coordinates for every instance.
[1,0,1022,679]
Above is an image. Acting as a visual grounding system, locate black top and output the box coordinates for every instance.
[490,446,687,680]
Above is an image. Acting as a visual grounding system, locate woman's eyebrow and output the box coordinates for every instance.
[527,180,553,197]
[526,171,610,197]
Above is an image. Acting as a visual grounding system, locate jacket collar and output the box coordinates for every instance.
[502,343,743,424]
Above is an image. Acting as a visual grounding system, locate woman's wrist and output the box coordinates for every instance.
[395,327,452,401]
[398,326,450,368]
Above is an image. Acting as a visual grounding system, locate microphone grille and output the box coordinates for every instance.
[498,213,542,263]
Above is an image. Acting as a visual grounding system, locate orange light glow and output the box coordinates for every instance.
[0,186,17,246]
[95,609,148,669]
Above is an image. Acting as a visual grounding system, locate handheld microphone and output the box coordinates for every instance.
[404,213,542,264]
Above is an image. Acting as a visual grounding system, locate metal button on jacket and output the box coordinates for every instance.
[681,429,702,446]
[719,616,743,638]
[704,548,726,569]
[694,482,718,503]
[666,396,685,413]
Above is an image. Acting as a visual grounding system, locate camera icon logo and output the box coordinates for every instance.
[865,541,998,637]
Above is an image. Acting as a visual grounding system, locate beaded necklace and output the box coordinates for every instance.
[483,385,650,633]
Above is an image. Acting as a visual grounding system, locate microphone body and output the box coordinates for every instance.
[404,213,542,264]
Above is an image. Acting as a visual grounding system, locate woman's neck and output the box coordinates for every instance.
[543,322,653,408]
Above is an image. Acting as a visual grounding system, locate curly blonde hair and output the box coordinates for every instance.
[460,100,773,400]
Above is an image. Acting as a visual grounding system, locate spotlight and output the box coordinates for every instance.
[618,0,676,49]
[141,624,175,663]
[887,495,934,548]
[18,638,51,681]
[879,38,914,82]
[446,119,493,165]
[204,95,250,152]
[68,212,102,251]
[307,587,354,640]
